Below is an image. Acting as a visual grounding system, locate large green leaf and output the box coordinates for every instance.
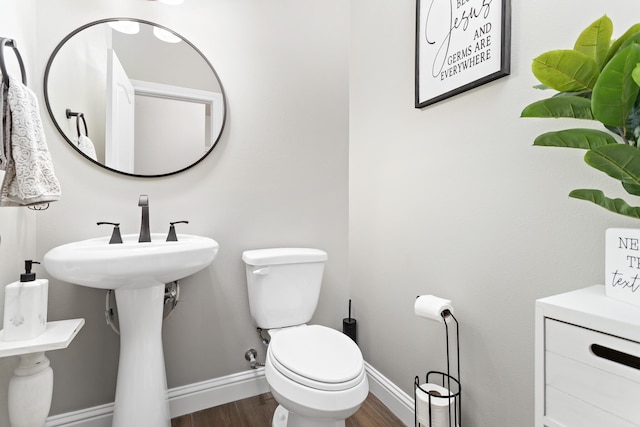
[592,44,640,128]
[521,96,593,119]
[619,33,640,51]
[622,181,640,197]
[634,63,640,86]
[533,129,617,149]
[532,50,599,92]
[584,144,640,190]
[574,15,613,69]
[554,90,593,99]
[569,189,640,219]
[604,93,640,143]
[624,93,640,144]
[606,23,640,64]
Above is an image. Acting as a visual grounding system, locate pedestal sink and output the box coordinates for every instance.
[43,233,219,427]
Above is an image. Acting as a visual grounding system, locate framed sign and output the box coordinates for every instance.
[415,0,511,108]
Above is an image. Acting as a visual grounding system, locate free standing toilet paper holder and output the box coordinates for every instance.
[413,311,461,427]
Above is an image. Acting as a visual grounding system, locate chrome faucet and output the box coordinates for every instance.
[138,194,151,242]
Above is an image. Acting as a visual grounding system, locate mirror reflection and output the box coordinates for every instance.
[44,19,226,177]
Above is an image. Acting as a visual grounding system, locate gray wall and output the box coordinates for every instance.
[0,1,38,425]
[349,0,638,426]
[0,0,348,422]
[2,1,638,427]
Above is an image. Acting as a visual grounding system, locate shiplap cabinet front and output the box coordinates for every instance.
[535,286,640,427]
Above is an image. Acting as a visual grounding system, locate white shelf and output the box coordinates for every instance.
[0,318,85,357]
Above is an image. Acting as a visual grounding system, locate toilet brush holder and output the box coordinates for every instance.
[342,299,357,344]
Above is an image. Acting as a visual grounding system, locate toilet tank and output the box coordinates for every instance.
[242,248,328,330]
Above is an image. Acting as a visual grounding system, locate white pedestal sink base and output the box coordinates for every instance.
[42,233,219,426]
[113,284,170,427]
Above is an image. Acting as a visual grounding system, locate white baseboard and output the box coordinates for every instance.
[364,361,414,426]
[46,369,269,427]
[46,363,414,427]
[168,368,270,418]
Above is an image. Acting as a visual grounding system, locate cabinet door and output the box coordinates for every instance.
[544,319,640,426]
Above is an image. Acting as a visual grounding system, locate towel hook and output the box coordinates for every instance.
[0,37,27,86]
[28,203,49,211]
[66,109,89,138]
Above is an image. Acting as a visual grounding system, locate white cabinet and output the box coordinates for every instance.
[535,285,640,427]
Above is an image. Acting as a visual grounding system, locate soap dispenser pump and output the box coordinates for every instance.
[2,260,49,341]
[21,260,38,282]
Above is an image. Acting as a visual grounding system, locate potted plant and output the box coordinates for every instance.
[522,15,640,218]
[523,16,640,306]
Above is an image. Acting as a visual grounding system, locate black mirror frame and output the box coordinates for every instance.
[43,17,227,178]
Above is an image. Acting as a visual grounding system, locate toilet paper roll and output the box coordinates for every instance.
[414,295,454,323]
[416,383,455,427]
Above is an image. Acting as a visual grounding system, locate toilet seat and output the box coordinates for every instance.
[268,325,365,392]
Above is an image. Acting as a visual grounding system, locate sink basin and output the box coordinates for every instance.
[42,233,219,427]
[43,233,219,289]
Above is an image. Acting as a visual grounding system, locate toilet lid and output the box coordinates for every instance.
[269,325,364,391]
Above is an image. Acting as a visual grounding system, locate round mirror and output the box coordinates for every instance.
[44,18,226,177]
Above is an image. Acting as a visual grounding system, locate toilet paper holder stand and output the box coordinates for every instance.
[413,311,461,427]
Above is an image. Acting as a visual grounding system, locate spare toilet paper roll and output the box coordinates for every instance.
[416,383,455,427]
[414,295,454,323]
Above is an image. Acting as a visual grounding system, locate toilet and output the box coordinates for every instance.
[242,248,369,427]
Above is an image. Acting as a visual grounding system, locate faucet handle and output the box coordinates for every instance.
[166,221,189,242]
[97,222,123,244]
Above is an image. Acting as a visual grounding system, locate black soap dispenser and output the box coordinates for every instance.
[20,260,38,282]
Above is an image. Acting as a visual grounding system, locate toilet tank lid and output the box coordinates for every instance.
[242,248,327,266]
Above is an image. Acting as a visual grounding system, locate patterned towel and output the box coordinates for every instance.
[0,79,8,170]
[0,74,61,207]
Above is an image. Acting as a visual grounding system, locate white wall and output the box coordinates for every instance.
[26,0,348,419]
[0,1,38,425]
[47,23,109,161]
[350,1,638,426]
[4,1,637,426]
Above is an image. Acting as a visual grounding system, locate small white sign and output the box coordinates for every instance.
[605,228,640,307]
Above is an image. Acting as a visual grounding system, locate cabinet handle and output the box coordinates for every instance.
[590,344,640,370]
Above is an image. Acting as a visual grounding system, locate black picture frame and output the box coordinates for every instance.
[415,0,511,108]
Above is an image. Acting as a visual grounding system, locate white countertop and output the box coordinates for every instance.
[537,285,640,342]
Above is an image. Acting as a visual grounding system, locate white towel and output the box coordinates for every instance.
[74,134,97,161]
[0,74,61,207]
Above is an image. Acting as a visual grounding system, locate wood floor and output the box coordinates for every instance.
[171,392,405,427]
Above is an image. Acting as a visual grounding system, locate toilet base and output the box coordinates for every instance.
[272,405,346,427]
